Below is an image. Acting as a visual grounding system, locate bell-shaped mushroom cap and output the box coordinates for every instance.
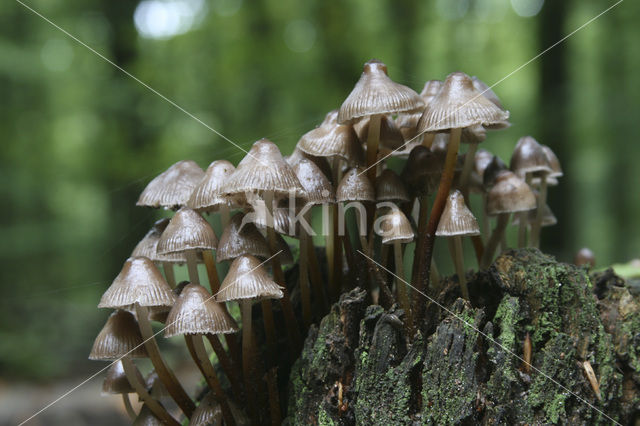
[336,168,375,202]
[215,255,283,302]
[542,145,563,178]
[510,136,553,177]
[98,257,176,309]
[217,213,270,262]
[187,160,236,212]
[375,169,410,202]
[274,233,294,265]
[224,139,305,198]
[164,284,238,337]
[133,404,164,426]
[131,219,193,264]
[102,359,145,395]
[137,161,205,209]
[474,149,494,180]
[574,247,596,267]
[418,71,509,132]
[338,59,424,123]
[471,76,503,110]
[511,203,557,228]
[436,190,480,237]
[378,208,414,245]
[293,158,334,205]
[486,171,536,216]
[420,80,443,105]
[354,115,405,151]
[89,310,148,360]
[297,122,364,166]
[483,155,508,190]
[286,147,333,180]
[191,392,223,426]
[156,207,218,255]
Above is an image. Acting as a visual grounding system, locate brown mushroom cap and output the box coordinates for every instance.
[483,155,508,190]
[216,213,271,262]
[190,392,223,426]
[297,121,364,166]
[436,190,480,237]
[249,205,300,238]
[574,248,596,267]
[292,158,335,205]
[401,145,442,196]
[132,219,194,265]
[336,168,375,202]
[156,207,218,255]
[337,59,424,124]
[461,123,487,144]
[215,255,283,302]
[510,136,553,177]
[137,160,205,210]
[378,208,415,244]
[133,404,164,426]
[418,71,509,132]
[187,160,236,212]
[98,257,176,309]
[375,169,410,203]
[486,171,536,215]
[473,149,494,181]
[224,138,305,198]
[285,147,333,180]
[542,145,563,178]
[102,359,145,395]
[164,284,238,337]
[89,310,148,360]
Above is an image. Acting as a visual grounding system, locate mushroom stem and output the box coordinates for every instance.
[365,114,382,187]
[202,250,221,293]
[449,236,470,300]
[328,157,343,301]
[459,142,478,200]
[481,194,490,243]
[380,243,389,269]
[481,213,510,269]
[241,300,260,424]
[185,250,201,286]
[341,228,358,287]
[412,127,461,319]
[265,368,282,426]
[430,258,440,292]
[422,132,435,148]
[121,356,180,426]
[307,231,328,312]
[188,335,236,426]
[205,334,244,402]
[121,393,136,420]
[299,222,312,328]
[518,174,532,248]
[264,190,302,352]
[530,176,547,248]
[162,262,176,288]
[393,241,413,332]
[134,304,195,417]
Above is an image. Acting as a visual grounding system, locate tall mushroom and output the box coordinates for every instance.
[89,310,179,425]
[97,257,194,418]
[164,283,239,425]
[435,190,480,300]
[413,71,509,317]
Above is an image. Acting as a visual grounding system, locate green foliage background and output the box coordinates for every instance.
[0,0,637,380]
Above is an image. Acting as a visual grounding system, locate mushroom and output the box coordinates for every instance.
[102,360,145,419]
[336,168,375,255]
[98,257,194,418]
[215,255,284,424]
[574,247,596,268]
[480,171,537,268]
[187,160,237,227]
[338,59,424,187]
[435,190,480,300]
[223,138,304,350]
[378,207,415,331]
[216,212,271,263]
[136,160,205,210]
[164,284,239,425]
[509,136,552,248]
[414,71,509,310]
[293,157,334,326]
[89,310,179,425]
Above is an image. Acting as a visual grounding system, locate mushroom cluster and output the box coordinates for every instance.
[90,59,562,424]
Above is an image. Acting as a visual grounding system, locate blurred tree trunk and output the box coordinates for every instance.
[537,0,570,256]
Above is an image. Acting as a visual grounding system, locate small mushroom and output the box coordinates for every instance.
[102,360,144,419]
[187,160,237,226]
[574,247,596,268]
[136,160,205,210]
